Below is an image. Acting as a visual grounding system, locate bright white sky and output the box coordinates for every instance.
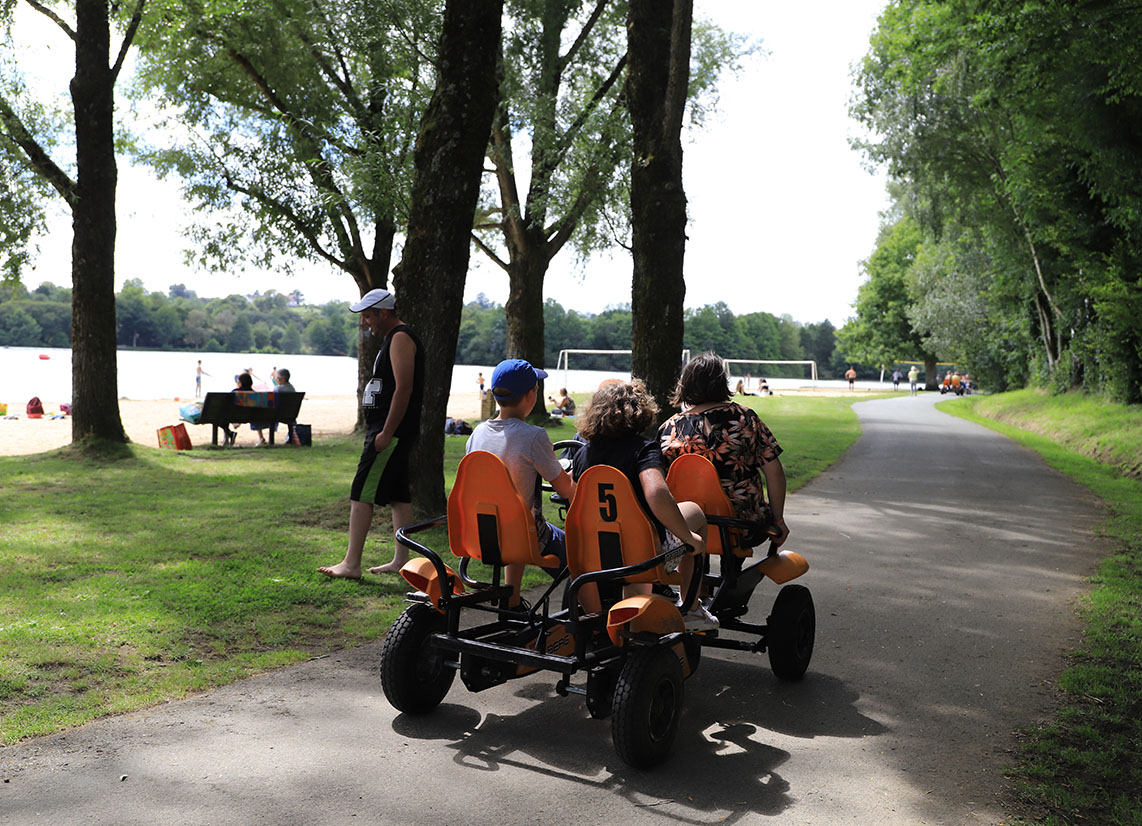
[17,1,889,327]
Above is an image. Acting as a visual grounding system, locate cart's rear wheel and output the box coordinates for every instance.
[612,647,684,768]
[767,584,815,681]
[380,603,454,713]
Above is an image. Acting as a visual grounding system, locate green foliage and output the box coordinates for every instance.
[852,0,1142,403]
[130,0,441,281]
[0,278,363,354]
[472,295,837,373]
[838,215,936,372]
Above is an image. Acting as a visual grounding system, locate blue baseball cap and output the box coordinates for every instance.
[490,358,547,401]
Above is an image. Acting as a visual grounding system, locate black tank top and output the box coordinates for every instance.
[362,324,424,441]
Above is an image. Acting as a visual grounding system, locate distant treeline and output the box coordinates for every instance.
[0,281,845,378]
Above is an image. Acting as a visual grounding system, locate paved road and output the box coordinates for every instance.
[1,394,1108,825]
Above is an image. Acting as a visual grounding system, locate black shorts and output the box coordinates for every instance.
[350,433,412,505]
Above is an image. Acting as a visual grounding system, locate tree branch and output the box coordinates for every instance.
[490,100,525,251]
[111,0,146,81]
[470,231,511,273]
[0,94,77,207]
[558,0,611,73]
[210,31,362,157]
[23,0,76,41]
[554,51,626,161]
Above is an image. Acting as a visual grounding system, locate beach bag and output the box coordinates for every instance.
[179,401,203,424]
[0,403,6,416]
[291,423,312,446]
[157,423,193,450]
[26,397,44,418]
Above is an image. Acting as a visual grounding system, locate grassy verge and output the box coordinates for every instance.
[940,390,1142,826]
[0,395,865,746]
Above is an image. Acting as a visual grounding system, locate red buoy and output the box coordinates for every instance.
[39,354,50,360]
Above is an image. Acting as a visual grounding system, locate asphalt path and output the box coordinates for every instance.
[0,394,1108,825]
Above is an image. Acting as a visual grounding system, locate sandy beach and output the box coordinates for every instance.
[0,393,486,457]
[0,385,888,457]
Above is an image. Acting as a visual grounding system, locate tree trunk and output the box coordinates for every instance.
[504,236,551,419]
[923,354,939,391]
[391,0,502,518]
[627,0,691,426]
[70,0,126,444]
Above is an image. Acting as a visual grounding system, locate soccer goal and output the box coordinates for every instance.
[555,348,691,391]
[723,358,819,386]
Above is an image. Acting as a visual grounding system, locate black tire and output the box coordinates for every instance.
[380,603,455,714]
[612,647,684,768]
[767,584,815,681]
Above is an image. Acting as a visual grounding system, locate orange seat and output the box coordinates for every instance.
[447,451,562,569]
[564,464,674,586]
[665,453,742,556]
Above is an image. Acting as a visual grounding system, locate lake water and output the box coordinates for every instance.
[1,346,860,405]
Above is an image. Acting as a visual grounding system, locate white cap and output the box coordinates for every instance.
[350,288,396,312]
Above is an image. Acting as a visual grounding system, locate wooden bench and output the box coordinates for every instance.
[196,391,305,446]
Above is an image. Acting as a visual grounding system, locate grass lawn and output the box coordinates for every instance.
[0,393,866,745]
[940,390,1142,826]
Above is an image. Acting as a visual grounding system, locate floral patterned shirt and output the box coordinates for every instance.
[658,402,782,521]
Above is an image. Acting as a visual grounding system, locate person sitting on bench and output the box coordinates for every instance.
[223,372,255,445]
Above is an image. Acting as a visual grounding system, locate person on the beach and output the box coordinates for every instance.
[467,359,576,607]
[195,360,210,397]
[318,288,424,579]
[845,366,857,389]
[548,387,575,416]
[477,372,485,398]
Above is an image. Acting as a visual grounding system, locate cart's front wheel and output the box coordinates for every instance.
[380,603,454,714]
[767,584,815,681]
[612,647,684,768]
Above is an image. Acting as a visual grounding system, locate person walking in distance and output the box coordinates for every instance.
[196,360,210,398]
[318,288,425,579]
[845,366,857,390]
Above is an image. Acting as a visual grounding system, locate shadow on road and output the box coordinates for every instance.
[391,655,884,822]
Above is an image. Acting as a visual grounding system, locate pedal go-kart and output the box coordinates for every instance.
[380,446,815,768]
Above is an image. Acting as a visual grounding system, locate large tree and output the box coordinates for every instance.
[392,0,501,516]
[626,0,690,421]
[475,0,746,418]
[132,0,440,414]
[0,0,143,443]
[853,0,1142,401]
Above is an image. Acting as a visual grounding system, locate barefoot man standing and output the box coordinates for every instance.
[318,288,424,579]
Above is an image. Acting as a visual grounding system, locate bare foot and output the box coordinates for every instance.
[367,559,408,575]
[317,563,362,580]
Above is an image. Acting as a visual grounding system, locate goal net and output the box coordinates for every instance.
[555,349,691,391]
[723,358,819,386]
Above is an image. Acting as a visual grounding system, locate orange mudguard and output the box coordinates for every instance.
[400,557,465,610]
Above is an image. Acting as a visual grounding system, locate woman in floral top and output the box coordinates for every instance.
[658,352,790,548]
